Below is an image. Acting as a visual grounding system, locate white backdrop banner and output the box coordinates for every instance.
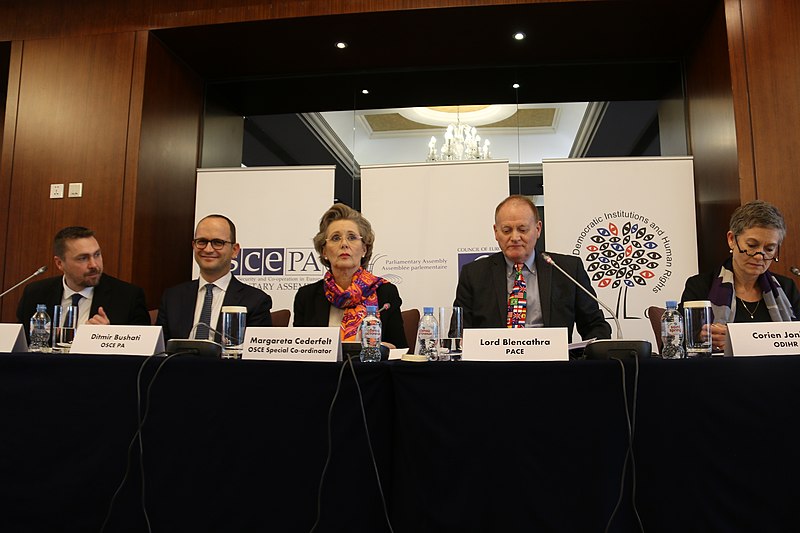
[361,160,508,313]
[542,157,698,345]
[195,166,336,313]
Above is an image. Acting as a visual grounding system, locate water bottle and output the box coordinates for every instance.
[29,304,52,353]
[359,305,383,363]
[416,307,439,361]
[660,300,685,359]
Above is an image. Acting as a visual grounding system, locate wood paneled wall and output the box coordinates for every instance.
[0,33,138,321]
[0,29,203,321]
[685,0,742,273]
[0,0,567,41]
[732,0,800,276]
[0,42,20,309]
[125,33,203,309]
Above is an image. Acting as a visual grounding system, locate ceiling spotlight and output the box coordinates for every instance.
[361,89,369,95]
[512,83,520,89]
[513,32,526,41]
[335,42,348,49]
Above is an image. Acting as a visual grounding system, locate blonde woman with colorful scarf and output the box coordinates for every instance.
[293,204,408,351]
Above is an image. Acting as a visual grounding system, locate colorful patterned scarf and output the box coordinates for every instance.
[324,268,387,340]
[707,257,795,324]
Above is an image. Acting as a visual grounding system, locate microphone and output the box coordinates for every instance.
[165,322,224,357]
[541,252,622,339]
[0,265,48,300]
[790,266,800,277]
[540,252,651,359]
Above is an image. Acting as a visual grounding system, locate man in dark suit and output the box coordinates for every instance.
[156,214,272,341]
[454,195,611,342]
[16,226,150,336]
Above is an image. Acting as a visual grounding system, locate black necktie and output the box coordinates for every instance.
[196,284,215,339]
[71,293,83,309]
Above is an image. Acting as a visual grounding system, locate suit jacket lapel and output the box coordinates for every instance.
[180,280,200,338]
[491,253,508,324]
[535,252,552,327]
[313,280,332,326]
[89,274,110,317]
[217,276,242,333]
[47,277,66,312]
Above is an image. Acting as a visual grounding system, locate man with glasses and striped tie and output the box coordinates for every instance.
[16,226,151,339]
[156,214,273,341]
[453,195,611,343]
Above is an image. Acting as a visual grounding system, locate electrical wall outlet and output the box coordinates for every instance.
[50,184,64,199]
[68,182,83,198]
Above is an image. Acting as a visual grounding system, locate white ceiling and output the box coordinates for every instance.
[320,102,589,167]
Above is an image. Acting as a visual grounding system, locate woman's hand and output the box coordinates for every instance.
[702,323,728,352]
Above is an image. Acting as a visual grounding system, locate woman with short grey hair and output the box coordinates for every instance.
[680,200,800,353]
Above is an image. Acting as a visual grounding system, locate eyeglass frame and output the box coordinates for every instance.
[734,235,779,262]
[325,233,364,244]
[192,238,233,251]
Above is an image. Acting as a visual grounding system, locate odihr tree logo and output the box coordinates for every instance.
[584,220,661,318]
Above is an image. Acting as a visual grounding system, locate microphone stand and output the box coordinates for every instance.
[0,266,48,300]
[540,253,651,359]
[541,253,623,340]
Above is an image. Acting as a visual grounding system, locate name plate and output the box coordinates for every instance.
[0,324,27,352]
[243,327,340,362]
[70,325,165,356]
[726,321,800,357]
[462,327,569,361]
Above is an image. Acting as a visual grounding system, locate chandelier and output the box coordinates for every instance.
[425,108,491,162]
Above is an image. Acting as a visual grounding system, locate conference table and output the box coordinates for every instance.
[1,352,798,533]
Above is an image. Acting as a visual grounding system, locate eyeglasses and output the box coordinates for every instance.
[326,233,363,244]
[734,235,779,261]
[192,238,232,250]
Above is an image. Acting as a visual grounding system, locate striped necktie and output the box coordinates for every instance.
[196,284,215,339]
[507,263,527,328]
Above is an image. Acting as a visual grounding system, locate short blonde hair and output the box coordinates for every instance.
[313,204,375,269]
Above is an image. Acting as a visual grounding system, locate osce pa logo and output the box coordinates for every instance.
[231,248,322,276]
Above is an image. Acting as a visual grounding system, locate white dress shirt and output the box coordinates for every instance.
[192,271,233,339]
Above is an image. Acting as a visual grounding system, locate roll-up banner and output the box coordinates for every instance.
[195,166,336,314]
[361,160,509,313]
[542,157,698,344]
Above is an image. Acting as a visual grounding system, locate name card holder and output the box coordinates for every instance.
[0,324,28,353]
[726,321,800,357]
[462,327,569,361]
[70,325,165,356]
[243,327,340,362]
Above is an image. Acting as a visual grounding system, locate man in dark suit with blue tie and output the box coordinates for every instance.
[156,214,272,341]
[16,226,151,337]
[454,195,611,343]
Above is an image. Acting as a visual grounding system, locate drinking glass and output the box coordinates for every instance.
[51,305,62,352]
[221,306,247,359]
[59,305,78,352]
[438,307,463,361]
[684,300,712,357]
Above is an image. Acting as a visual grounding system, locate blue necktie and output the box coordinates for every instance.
[196,284,215,339]
[68,293,83,327]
